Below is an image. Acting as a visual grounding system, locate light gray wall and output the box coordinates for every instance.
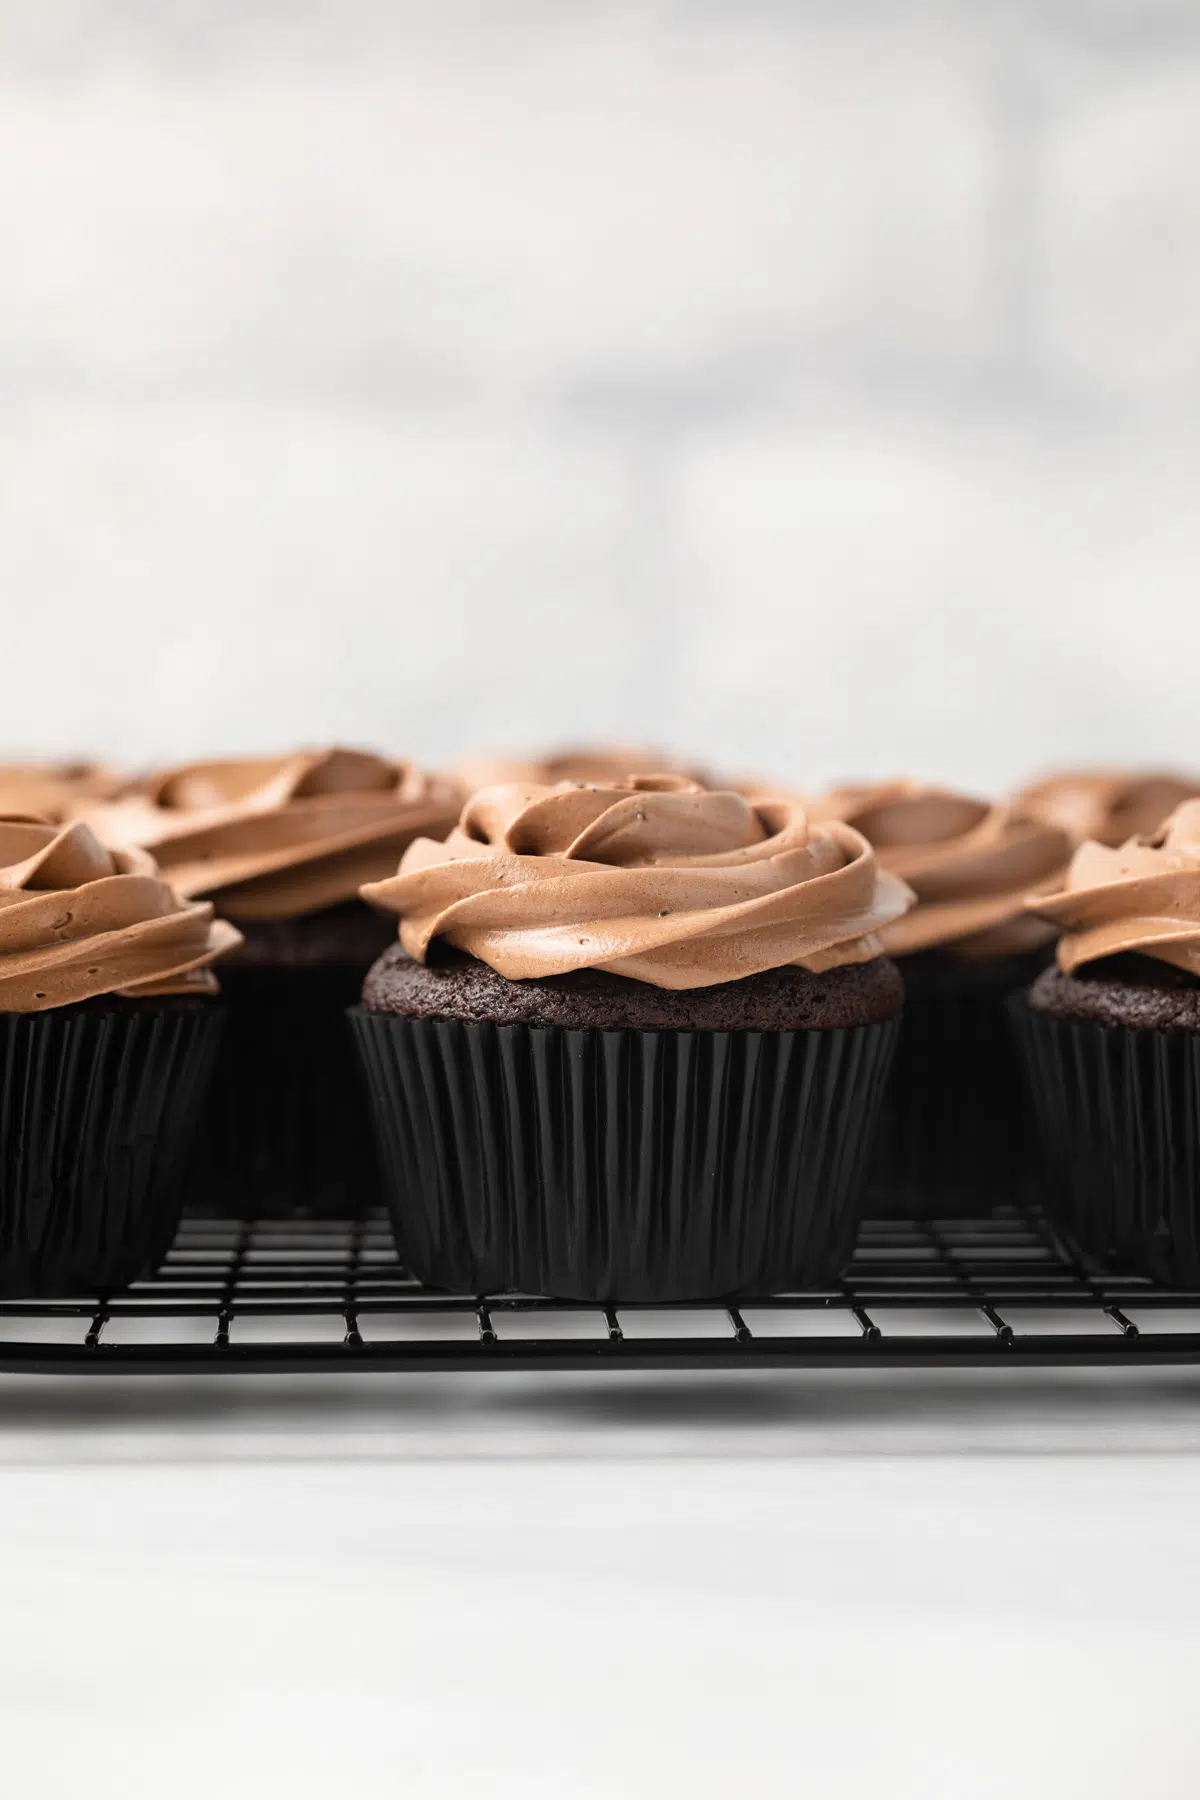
[2,1,1198,789]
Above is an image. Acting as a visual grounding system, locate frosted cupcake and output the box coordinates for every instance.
[78,747,460,1217]
[1016,799,1200,1282]
[353,777,912,1301]
[810,782,1070,1217]
[0,817,237,1294]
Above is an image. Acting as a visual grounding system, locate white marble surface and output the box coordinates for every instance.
[4,1367,1200,1797]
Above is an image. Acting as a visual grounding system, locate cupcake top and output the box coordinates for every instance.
[0,760,124,823]
[75,747,460,923]
[809,781,1070,958]
[1016,768,1200,848]
[362,776,913,989]
[451,745,710,792]
[0,817,240,1012]
[1028,799,1200,977]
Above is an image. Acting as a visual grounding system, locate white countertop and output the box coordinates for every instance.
[3,1366,1199,1799]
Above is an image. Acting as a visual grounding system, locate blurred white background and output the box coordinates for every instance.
[2,0,1198,789]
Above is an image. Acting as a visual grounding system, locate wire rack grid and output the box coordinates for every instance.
[1,1209,1198,1374]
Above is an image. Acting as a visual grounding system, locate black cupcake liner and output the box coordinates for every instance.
[185,965,381,1219]
[1011,998,1200,1285]
[0,1005,221,1298]
[865,951,1045,1219]
[349,1010,898,1302]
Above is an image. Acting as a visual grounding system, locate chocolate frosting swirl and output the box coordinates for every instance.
[0,818,240,1011]
[1029,800,1200,976]
[810,781,1070,958]
[362,777,913,989]
[452,746,711,793]
[1016,768,1200,849]
[0,761,124,823]
[76,748,460,922]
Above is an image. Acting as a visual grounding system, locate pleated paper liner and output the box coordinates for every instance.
[350,1011,898,1303]
[864,950,1046,1220]
[0,1003,221,1298]
[185,965,382,1219]
[1011,997,1200,1286]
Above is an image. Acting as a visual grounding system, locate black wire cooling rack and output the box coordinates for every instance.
[2,1209,1200,1373]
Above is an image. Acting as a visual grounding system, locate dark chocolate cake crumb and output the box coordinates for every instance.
[361,942,903,1032]
[1027,953,1200,1032]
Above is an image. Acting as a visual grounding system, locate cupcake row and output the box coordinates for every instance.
[2,749,1199,1301]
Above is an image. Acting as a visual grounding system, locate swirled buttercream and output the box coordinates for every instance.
[361,777,913,989]
[1028,799,1200,976]
[0,817,240,1011]
[1016,768,1200,848]
[810,781,1070,957]
[0,761,124,823]
[76,747,460,922]
[451,746,711,793]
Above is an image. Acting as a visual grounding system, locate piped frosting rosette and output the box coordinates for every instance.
[75,747,460,922]
[362,776,913,989]
[0,761,124,823]
[810,781,1070,958]
[1016,769,1200,849]
[451,745,711,794]
[1027,799,1200,977]
[0,817,240,1011]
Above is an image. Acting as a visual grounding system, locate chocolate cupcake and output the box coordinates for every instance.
[0,817,236,1295]
[1015,801,1200,1282]
[80,747,459,1218]
[810,782,1070,1218]
[352,777,910,1302]
[1017,768,1200,848]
